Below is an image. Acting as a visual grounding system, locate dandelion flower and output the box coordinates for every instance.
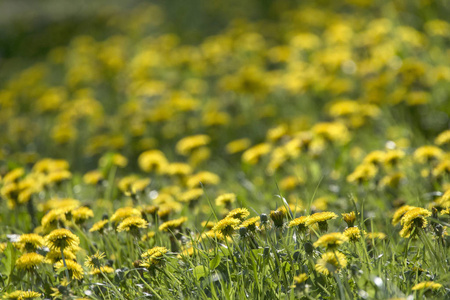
[343,227,362,242]
[110,207,141,223]
[213,218,241,236]
[159,217,188,232]
[178,189,203,203]
[435,130,450,146]
[84,251,106,270]
[293,273,308,285]
[54,259,84,280]
[288,216,309,233]
[240,216,260,232]
[315,251,348,275]
[82,170,104,185]
[3,290,41,299]
[270,207,287,228]
[305,211,338,232]
[16,253,44,271]
[392,205,416,226]
[141,246,168,267]
[89,266,115,275]
[138,150,168,173]
[225,138,251,154]
[313,232,348,250]
[365,232,386,240]
[89,220,109,233]
[45,248,77,264]
[342,212,356,227]
[399,207,431,238]
[45,229,80,251]
[176,134,210,156]
[225,208,250,221]
[414,146,444,163]
[72,207,94,224]
[215,193,236,206]
[186,171,220,188]
[411,281,442,291]
[16,234,44,252]
[117,216,148,232]
[347,163,377,184]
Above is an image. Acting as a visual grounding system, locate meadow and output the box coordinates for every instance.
[0,0,450,299]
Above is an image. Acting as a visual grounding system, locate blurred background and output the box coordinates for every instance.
[0,0,449,172]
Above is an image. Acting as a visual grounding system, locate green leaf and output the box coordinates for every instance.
[1,242,17,284]
[193,265,208,280]
[209,254,221,270]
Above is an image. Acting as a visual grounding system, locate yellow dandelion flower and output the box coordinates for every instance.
[16,234,44,252]
[414,146,444,163]
[178,247,195,258]
[89,266,115,275]
[45,248,77,264]
[111,153,128,168]
[399,208,431,238]
[138,150,168,173]
[215,193,236,206]
[380,172,405,188]
[365,232,386,240]
[165,163,192,176]
[225,138,251,154]
[117,175,140,193]
[45,229,80,251]
[176,134,211,156]
[392,205,416,226]
[141,246,168,267]
[293,273,308,284]
[270,207,287,228]
[279,176,304,191]
[84,251,106,269]
[72,207,94,223]
[225,208,250,221]
[343,227,362,242]
[305,211,338,231]
[117,216,148,232]
[384,149,405,166]
[141,231,156,242]
[54,259,84,280]
[3,168,25,184]
[363,150,385,165]
[186,171,220,188]
[347,163,377,184]
[159,217,188,232]
[412,281,442,291]
[240,216,260,232]
[313,232,348,249]
[242,143,271,164]
[2,290,41,299]
[16,253,45,270]
[41,208,67,230]
[178,189,203,203]
[432,159,450,178]
[288,216,309,232]
[312,122,350,144]
[125,178,151,195]
[89,220,109,233]
[435,130,450,146]
[45,170,72,185]
[315,251,348,275]
[342,212,356,227]
[82,170,104,185]
[201,220,217,229]
[110,207,141,223]
[213,218,241,236]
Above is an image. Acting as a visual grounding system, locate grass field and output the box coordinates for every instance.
[1,0,450,299]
